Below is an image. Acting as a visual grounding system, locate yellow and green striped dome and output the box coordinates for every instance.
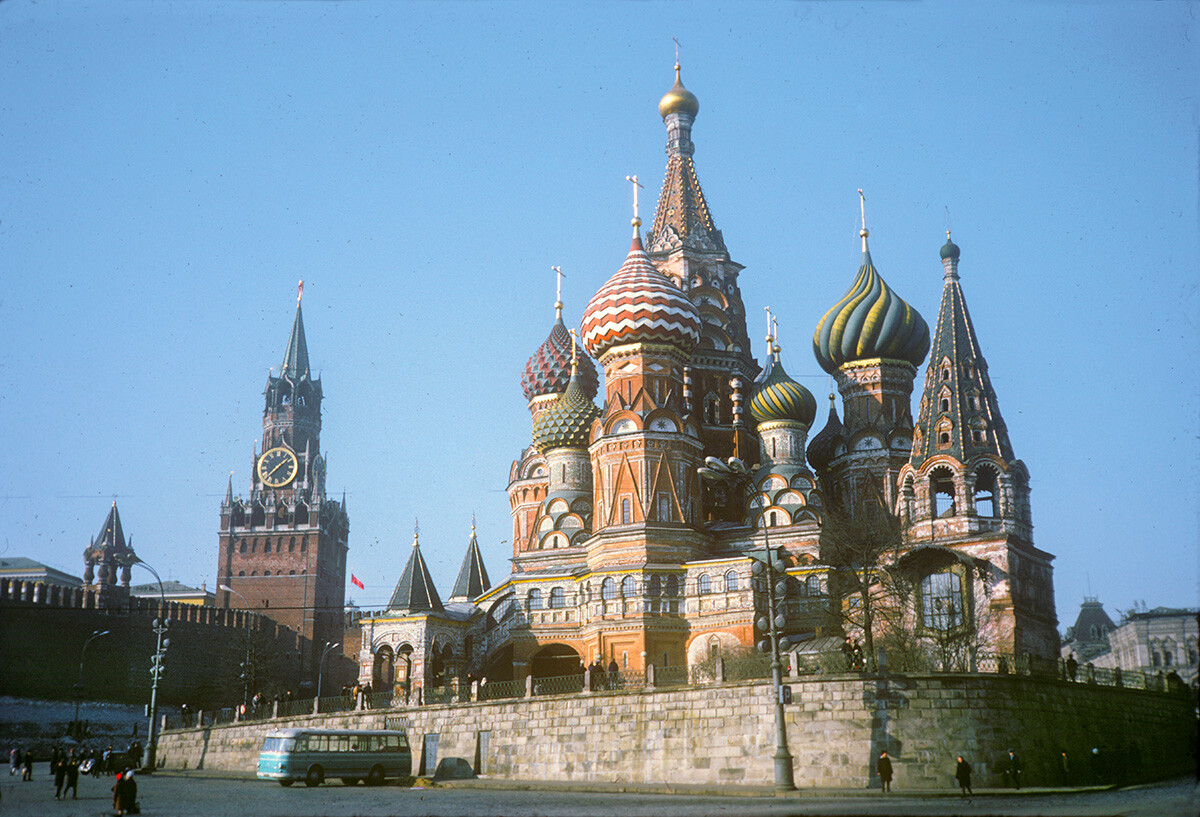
[749,354,816,426]
[813,239,929,374]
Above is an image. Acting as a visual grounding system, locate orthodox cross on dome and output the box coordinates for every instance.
[858,189,870,251]
[764,306,774,344]
[625,174,644,229]
[552,265,565,319]
[569,328,579,372]
[297,278,304,305]
[772,315,781,355]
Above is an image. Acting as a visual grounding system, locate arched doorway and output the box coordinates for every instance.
[372,644,394,690]
[530,644,583,681]
[395,644,414,698]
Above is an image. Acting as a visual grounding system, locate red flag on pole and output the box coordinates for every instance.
[351,574,364,590]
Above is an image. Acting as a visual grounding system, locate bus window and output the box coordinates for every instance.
[384,735,400,751]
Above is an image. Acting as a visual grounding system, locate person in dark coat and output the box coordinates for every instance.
[54,750,67,799]
[64,750,80,799]
[1004,749,1023,789]
[1065,653,1078,681]
[113,770,138,815]
[955,756,973,795]
[21,750,33,781]
[876,750,893,792]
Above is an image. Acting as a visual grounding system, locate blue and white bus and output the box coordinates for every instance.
[256,728,412,787]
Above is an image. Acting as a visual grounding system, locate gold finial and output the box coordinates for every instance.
[471,512,477,533]
[626,174,644,231]
[297,279,304,304]
[413,518,420,547]
[568,328,579,373]
[552,266,565,318]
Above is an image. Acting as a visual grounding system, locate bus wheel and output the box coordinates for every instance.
[278,780,293,787]
[366,765,385,786]
[305,766,324,787]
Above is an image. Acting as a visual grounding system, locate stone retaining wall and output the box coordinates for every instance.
[155,672,1195,788]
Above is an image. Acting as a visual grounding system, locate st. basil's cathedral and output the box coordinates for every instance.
[232,64,1058,694]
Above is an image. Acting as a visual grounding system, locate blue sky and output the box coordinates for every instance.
[2,1,1196,627]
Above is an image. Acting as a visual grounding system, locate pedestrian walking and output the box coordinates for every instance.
[1066,653,1078,681]
[64,750,80,799]
[112,770,138,816]
[1004,748,1023,789]
[21,749,33,781]
[9,747,19,776]
[955,755,973,795]
[54,750,67,799]
[876,750,893,792]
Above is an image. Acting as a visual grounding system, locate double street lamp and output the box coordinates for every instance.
[115,553,169,773]
[218,584,252,708]
[317,641,341,700]
[698,455,796,792]
[73,629,111,736]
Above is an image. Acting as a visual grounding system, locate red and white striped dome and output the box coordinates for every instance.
[581,235,701,359]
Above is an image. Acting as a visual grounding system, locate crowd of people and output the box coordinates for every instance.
[8,741,143,811]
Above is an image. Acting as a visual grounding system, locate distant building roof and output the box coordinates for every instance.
[0,557,82,588]
[128,580,213,605]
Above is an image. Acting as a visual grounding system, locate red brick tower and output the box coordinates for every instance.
[216,284,350,688]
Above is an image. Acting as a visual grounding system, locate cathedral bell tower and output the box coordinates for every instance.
[217,283,350,687]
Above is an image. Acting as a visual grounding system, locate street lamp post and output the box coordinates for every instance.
[218,584,252,708]
[699,456,796,792]
[73,629,111,736]
[317,641,340,701]
[117,554,169,773]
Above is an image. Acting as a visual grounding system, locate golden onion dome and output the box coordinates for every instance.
[658,63,699,119]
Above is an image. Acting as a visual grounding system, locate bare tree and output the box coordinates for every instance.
[820,496,908,672]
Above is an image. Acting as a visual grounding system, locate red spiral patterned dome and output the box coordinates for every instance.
[521,316,599,402]
[581,235,701,359]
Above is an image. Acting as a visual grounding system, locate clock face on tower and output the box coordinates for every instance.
[258,446,299,488]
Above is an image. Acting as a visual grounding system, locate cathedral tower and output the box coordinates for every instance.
[645,63,758,465]
[897,235,1056,655]
[812,200,930,511]
[216,285,350,684]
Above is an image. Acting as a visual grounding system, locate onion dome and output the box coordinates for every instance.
[940,232,960,261]
[658,62,699,119]
[522,315,599,401]
[531,367,601,453]
[750,350,816,426]
[806,394,845,472]
[812,229,930,374]
[581,233,701,359]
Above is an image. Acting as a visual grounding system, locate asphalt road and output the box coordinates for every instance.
[0,773,1195,817]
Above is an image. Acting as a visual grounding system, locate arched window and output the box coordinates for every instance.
[528,589,543,610]
[621,575,636,597]
[973,468,997,517]
[237,571,245,577]
[289,536,296,552]
[601,578,617,600]
[921,571,964,630]
[239,541,247,554]
[648,575,661,598]
[940,397,950,412]
[263,540,271,553]
[931,469,956,517]
[621,497,632,524]
[807,575,821,596]
[725,570,739,592]
[665,575,679,597]
[549,587,565,608]
[698,574,711,594]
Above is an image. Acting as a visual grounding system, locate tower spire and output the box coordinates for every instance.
[280,285,311,380]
